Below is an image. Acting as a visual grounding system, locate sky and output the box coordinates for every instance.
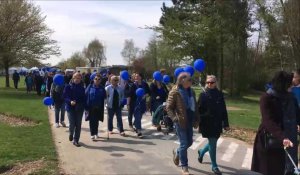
[35,0,171,66]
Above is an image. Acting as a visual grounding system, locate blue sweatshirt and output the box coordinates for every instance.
[63,83,86,111]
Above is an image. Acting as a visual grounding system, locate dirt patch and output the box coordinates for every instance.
[226,106,246,111]
[1,159,46,175]
[0,114,38,127]
[223,127,257,145]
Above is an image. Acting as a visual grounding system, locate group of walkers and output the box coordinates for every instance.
[45,67,229,175]
[23,65,300,175]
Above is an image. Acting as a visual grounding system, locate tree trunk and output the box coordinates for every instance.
[220,32,224,91]
[4,63,10,88]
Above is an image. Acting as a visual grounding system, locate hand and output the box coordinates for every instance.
[71,101,76,106]
[156,96,160,100]
[283,138,293,148]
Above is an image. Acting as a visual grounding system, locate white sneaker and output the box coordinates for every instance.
[91,135,95,140]
[55,123,59,128]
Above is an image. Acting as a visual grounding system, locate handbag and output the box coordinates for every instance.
[262,130,282,150]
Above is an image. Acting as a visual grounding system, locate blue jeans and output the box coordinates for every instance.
[133,108,143,130]
[198,137,219,169]
[108,108,124,132]
[55,103,65,123]
[67,107,84,143]
[175,122,193,167]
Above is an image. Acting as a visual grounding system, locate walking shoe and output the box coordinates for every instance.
[120,132,126,137]
[137,130,142,138]
[55,123,59,128]
[172,149,179,166]
[197,149,203,163]
[181,166,189,175]
[212,168,222,175]
[60,121,66,127]
[157,125,162,131]
[91,135,95,140]
[73,142,81,147]
[69,135,73,141]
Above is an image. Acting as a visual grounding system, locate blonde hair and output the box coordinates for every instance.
[176,72,191,85]
[205,75,218,89]
[72,72,82,79]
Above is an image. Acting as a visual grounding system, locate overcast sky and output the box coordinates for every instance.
[35,1,171,66]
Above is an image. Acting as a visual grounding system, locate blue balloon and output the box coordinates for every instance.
[90,72,97,80]
[53,74,64,85]
[184,65,195,77]
[153,71,163,81]
[174,67,184,78]
[122,98,127,106]
[194,59,206,72]
[136,88,145,97]
[121,70,129,81]
[163,75,171,84]
[43,97,53,106]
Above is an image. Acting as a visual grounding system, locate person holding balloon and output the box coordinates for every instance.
[105,75,125,136]
[128,72,150,138]
[85,73,106,140]
[166,72,199,175]
[50,72,66,128]
[150,71,169,129]
[63,72,86,147]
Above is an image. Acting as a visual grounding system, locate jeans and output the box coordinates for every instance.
[175,121,193,167]
[128,105,134,126]
[55,103,65,123]
[133,108,143,130]
[198,137,219,169]
[67,107,84,143]
[108,108,124,132]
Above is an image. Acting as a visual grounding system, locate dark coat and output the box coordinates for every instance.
[85,84,106,122]
[149,81,169,113]
[198,88,229,138]
[251,93,286,175]
[63,83,86,112]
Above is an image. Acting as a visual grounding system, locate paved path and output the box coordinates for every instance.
[48,108,261,175]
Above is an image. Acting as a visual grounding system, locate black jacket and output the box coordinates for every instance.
[198,88,229,138]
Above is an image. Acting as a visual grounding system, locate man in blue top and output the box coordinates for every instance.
[105,75,125,136]
[12,70,20,89]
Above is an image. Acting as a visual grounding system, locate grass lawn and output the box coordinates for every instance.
[0,76,58,174]
[194,87,261,130]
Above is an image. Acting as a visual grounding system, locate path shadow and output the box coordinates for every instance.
[189,163,262,175]
[80,143,144,153]
[101,137,156,146]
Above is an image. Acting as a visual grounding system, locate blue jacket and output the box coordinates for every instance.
[105,85,124,109]
[85,84,106,109]
[63,83,85,112]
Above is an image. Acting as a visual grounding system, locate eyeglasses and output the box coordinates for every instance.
[206,82,215,85]
[94,78,100,81]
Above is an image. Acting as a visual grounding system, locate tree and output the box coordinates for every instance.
[0,0,60,87]
[56,52,87,70]
[121,39,139,65]
[83,39,106,67]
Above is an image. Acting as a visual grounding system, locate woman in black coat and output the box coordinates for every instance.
[197,75,229,175]
[251,71,295,175]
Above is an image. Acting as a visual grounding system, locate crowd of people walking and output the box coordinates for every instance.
[13,66,300,175]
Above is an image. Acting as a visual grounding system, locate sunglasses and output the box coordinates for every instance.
[206,81,215,84]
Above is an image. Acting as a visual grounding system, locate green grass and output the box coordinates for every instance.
[194,86,261,130]
[0,76,58,174]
